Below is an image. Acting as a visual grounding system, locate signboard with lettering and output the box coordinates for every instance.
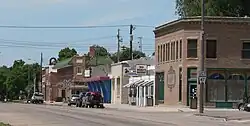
[123,67,138,77]
[84,70,91,77]
[135,64,147,74]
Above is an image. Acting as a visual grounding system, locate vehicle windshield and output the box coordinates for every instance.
[34,94,43,97]
[72,94,79,97]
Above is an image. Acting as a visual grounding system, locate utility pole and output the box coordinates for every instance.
[117,29,121,62]
[138,37,143,52]
[199,0,205,114]
[129,24,135,60]
[40,53,44,99]
[33,74,36,93]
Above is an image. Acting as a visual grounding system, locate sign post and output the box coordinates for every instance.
[198,70,206,113]
[198,71,207,84]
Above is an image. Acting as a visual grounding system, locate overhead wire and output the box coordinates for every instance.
[0,24,155,29]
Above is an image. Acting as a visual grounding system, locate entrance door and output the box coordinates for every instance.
[187,83,197,106]
[62,90,66,98]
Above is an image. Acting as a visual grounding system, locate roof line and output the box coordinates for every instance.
[155,16,250,31]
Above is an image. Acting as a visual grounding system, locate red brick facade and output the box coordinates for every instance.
[154,17,250,107]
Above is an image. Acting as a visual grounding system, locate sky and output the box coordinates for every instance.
[0,0,178,66]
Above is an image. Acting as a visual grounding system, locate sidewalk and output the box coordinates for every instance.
[104,103,195,112]
[43,101,239,113]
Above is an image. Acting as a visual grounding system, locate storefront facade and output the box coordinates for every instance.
[154,17,250,108]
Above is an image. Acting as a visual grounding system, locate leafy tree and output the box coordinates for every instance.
[58,47,77,61]
[176,0,250,17]
[0,59,41,100]
[88,45,110,56]
[0,66,10,100]
[111,46,146,63]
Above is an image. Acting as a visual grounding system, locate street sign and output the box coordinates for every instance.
[198,77,206,84]
[199,71,206,77]
[198,71,207,84]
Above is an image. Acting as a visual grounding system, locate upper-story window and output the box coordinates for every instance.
[180,40,182,59]
[157,45,160,63]
[242,41,250,59]
[206,40,217,58]
[187,39,198,58]
[176,41,179,60]
[166,43,170,61]
[76,67,82,75]
[163,44,166,62]
[76,59,83,63]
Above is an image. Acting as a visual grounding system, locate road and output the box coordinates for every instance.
[0,103,249,126]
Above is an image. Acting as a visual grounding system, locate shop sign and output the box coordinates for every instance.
[135,64,147,74]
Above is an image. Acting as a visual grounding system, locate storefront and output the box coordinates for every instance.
[124,75,155,107]
[85,76,111,103]
[206,68,250,108]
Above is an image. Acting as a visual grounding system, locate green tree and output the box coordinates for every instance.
[58,47,77,61]
[0,66,10,100]
[0,59,41,100]
[111,46,146,63]
[176,0,250,17]
[89,45,110,56]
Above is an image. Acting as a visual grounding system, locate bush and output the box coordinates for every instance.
[0,122,11,126]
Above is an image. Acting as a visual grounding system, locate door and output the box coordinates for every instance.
[62,90,66,98]
[187,83,197,106]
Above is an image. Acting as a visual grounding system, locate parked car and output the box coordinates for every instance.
[238,96,250,112]
[30,92,44,104]
[68,94,79,106]
[76,91,104,108]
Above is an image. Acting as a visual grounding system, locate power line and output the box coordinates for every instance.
[0,24,155,29]
[0,36,116,44]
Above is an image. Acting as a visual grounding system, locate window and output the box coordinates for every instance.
[176,41,179,60]
[206,40,217,58]
[117,77,120,95]
[76,59,83,63]
[187,39,198,58]
[172,42,175,61]
[163,44,166,62]
[170,43,172,60]
[180,40,182,59]
[166,43,169,61]
[160,45,163,62]
[242,41,250,59]
[157,45,160,63]
[76,67,82,75]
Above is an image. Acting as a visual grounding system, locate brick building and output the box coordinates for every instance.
[154,16,250,108]
[42,55,90,101]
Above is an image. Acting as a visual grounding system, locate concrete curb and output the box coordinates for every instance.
[194,113,250,121]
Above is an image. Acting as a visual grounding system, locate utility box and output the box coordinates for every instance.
[146,96,153,106]
[190,96,197,109]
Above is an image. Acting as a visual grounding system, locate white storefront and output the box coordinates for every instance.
[124,65,155,107]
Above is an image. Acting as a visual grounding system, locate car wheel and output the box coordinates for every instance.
[238,103,245,111]
[68,103,71,106]
[99,105,104,108]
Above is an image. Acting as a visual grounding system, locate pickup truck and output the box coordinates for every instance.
[76,91,104,108]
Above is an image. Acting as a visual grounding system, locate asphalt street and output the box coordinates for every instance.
[0,103,250,126]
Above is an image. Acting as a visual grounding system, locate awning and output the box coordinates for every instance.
[138,80,154,87]
[123,80,144,88]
